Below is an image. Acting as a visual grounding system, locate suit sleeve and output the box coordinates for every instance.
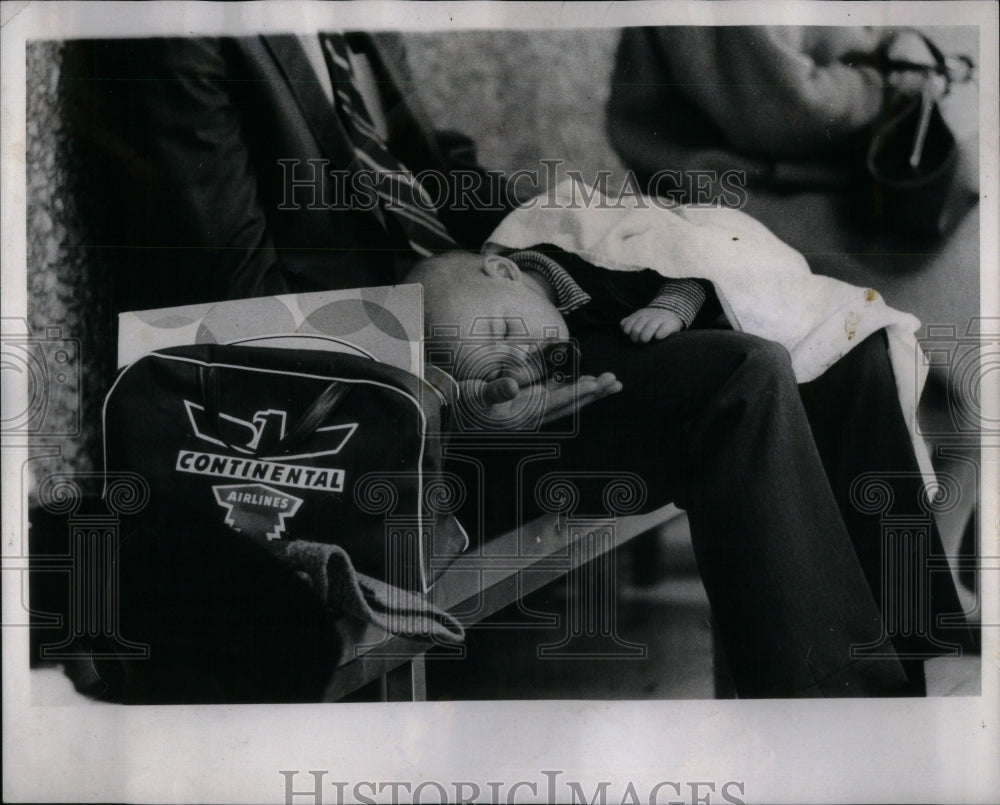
[70,38,293,309]
[144,39,291,297]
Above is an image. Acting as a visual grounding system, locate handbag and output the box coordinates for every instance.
[103,343,468,594]
[864,32,975,238]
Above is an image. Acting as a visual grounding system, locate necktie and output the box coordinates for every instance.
[320,33,458,256]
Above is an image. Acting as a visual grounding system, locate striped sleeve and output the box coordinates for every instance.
[645,279,707,328]
[507,250,591,314]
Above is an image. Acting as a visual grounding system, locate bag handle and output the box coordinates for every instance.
[195,364,352,457]
[270,382,351,457]
[196,364,226,444]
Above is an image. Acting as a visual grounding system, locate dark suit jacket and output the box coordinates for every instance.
[65,34,508,314]
[54,33,509,703]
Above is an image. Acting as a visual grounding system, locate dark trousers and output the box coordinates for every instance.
[463,327,974,697]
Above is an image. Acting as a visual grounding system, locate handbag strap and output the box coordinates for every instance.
[877,30,947,74]
[873,30,975,95]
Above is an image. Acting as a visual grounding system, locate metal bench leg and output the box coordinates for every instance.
[381,654,427,702]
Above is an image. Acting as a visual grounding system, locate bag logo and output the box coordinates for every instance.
[176,399,358,540]
[176,401,356,492]
[212,483,303,541]
[182,400,357,459]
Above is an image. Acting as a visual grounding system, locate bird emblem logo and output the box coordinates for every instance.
[176,397,358,541]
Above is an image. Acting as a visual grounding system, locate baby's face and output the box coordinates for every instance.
[418,252,570,382]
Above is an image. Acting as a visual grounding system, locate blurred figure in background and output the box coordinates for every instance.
[607,23,982,636]
[607,26,936,196]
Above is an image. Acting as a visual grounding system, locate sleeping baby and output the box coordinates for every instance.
[405,247,711,394]
[407,249,707,349]
[403,180,929,485]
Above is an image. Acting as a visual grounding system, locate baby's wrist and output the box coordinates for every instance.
[642,306,685,326]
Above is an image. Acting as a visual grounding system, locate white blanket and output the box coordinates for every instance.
[486,179,934,488]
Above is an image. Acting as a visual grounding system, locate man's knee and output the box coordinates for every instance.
[726,333,796,394]
[742,334,793,370]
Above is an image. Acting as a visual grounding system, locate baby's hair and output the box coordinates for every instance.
[404,254,443,284]
[403,250,477,287]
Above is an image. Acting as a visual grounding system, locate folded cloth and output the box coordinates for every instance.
[486,179,934,489]
[275,539,465,644]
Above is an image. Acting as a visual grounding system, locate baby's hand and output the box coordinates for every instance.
[620,308,684,344]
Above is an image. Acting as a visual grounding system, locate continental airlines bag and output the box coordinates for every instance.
[103,343,467,593]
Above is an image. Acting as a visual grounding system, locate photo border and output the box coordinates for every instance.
[3,2,998,803]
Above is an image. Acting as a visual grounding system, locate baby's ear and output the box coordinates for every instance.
[482,254,521,282]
